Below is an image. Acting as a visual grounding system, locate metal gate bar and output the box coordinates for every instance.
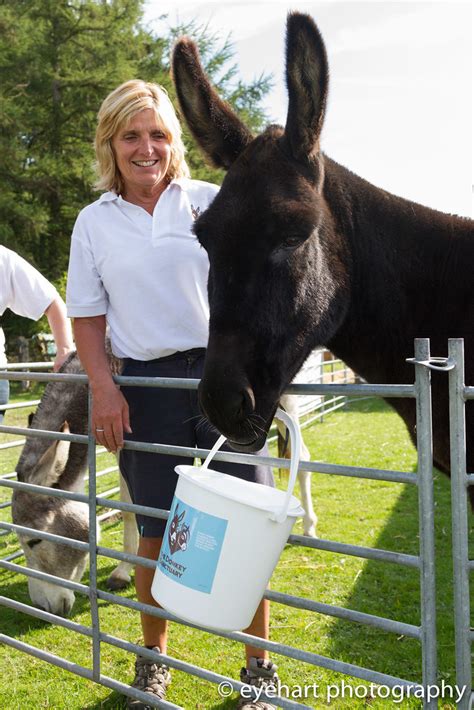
[265,590,421,638]
[448,338,472,710]
[290,533,420,566]
[86,390,101,681]
[0,413,419,485]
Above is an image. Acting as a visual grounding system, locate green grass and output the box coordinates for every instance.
[0,394,472,709]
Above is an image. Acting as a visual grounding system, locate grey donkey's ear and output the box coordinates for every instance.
[172,38,253,169]
[29,422,71,488]
[284,13,329,162]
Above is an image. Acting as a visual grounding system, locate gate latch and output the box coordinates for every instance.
[406,356,455,372]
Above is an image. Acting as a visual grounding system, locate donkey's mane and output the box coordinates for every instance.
[322,156,473,383]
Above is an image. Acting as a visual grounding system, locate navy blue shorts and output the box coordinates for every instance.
[119,349,274,537]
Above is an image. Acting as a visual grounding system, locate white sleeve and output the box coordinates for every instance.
[66,213,108,317]
[3,249,58,320]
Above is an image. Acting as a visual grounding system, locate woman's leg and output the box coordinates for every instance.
[135,536,167,651]
[120,356,198,708]
[120,357,196,653]
[243,598,270,664]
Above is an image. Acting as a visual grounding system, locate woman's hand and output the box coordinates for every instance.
[91,379,132,453]
[72,315,132,454]
[53,346,74,372]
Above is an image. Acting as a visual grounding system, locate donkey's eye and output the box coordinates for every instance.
[280,235,305,250]
[27,538,42,548]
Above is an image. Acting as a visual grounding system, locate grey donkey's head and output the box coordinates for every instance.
[11,349,121,616]
[12,487,90,617]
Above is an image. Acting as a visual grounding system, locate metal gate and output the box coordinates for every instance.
[0,337,468,708]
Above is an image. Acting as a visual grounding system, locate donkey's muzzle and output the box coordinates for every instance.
[198,378,259,444]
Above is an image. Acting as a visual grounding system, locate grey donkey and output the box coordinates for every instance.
[12,349,138,616]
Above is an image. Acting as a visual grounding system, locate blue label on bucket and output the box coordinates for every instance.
[158,496,228,594]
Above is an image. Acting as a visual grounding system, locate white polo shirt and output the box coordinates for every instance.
[66,178,219,361]
[0,246,58,365]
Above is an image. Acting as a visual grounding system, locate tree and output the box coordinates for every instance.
[0,0,151,280]
[0,1,271,341]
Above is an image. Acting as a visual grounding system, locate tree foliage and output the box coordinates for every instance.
[0,1,148,278]
[0,1,271,340]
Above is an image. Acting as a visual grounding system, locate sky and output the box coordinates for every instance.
[144,1,473,217]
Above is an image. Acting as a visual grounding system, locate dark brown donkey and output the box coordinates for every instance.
[172,13,474,491]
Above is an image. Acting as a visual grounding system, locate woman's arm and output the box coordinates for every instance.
[73,315,131,453]
[44,296,74,371]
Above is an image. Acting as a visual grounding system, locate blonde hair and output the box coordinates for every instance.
[94,80,190,194]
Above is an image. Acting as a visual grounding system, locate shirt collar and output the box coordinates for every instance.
[171,177,191,192]
[98,191,119,203]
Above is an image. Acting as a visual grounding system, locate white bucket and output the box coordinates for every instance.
[151,408,304,631]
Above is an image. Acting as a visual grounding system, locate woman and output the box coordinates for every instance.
[0,246,74,423]
[66,80,278,710]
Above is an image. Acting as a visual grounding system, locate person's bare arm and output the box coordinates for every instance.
[73,315,131,453]
[44,297,74,371]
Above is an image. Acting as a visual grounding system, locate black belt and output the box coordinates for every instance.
[124,347,206,366]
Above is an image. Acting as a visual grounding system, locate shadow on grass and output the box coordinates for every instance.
[0,557,134,639]
[323,467,459,685]
[82,690,127,709]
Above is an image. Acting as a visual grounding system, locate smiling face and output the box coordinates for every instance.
[111,108,172,198]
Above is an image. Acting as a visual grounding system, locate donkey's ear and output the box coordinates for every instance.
[172,38,253,169]
[284,13,329,163]
[29,422,70,487]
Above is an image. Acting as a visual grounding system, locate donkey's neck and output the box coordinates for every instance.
[323,156,473,384]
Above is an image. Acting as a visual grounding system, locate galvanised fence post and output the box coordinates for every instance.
[413,338,438,709]
[448,338,472,709]
[88,388,101,681]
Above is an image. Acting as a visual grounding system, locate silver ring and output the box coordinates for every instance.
[95,428,105,432]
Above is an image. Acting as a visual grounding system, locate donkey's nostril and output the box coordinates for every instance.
[229,386,255,419]
[240,386,255,417]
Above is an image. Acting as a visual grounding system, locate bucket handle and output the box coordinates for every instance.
[201,406,301,524]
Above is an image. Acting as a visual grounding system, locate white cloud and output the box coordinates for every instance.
[329,3,468,54]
